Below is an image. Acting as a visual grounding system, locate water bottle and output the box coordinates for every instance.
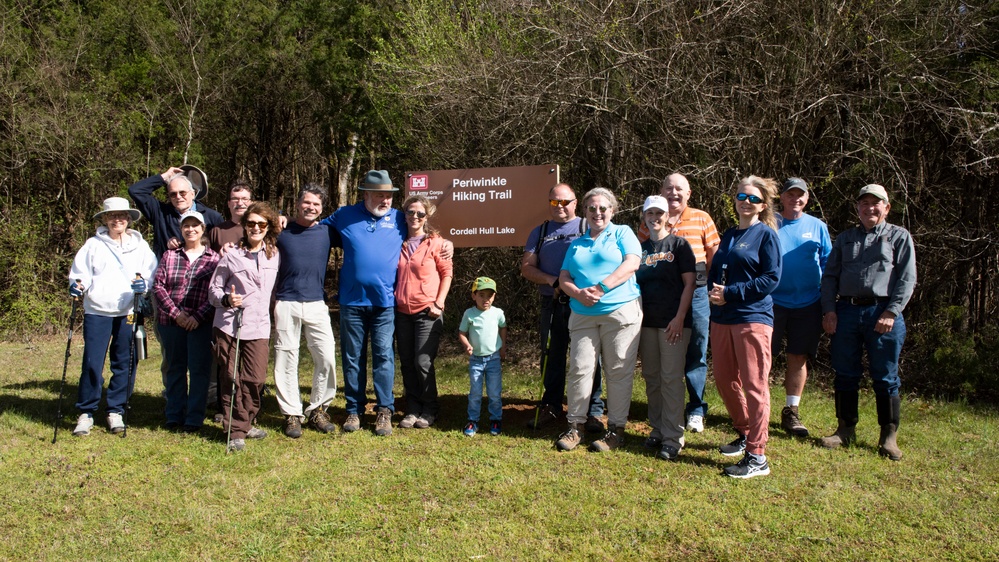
[134,324,147,361]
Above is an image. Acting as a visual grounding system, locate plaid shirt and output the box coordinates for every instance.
[153,246,221,326]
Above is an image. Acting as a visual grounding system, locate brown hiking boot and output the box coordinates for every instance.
[284,415,303,438]
[781,406,809,437]
[527,404,559,429]
[342,413,361,433]
[589,426,624,452]
[555,424,582,451]
[374,407,393,436]
[584,415,606,434]
[819,420,856,449]
[308,409,337,434]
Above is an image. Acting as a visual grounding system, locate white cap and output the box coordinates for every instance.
[643,195,669,213]
[179,209,206,225]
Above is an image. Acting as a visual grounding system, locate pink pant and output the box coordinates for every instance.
[710,322,772,455]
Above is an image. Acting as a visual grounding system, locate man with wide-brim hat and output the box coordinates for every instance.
[128,166,224,258]
[319,169,451,437]
[819,183,916,461]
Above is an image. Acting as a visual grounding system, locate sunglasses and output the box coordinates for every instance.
[245,220,269,230]
[406,210,427,218]
[105,212,130,221]
[586,205,610,214]
[168,191,192,199]
[736,193,764,204]
[549,199,575,208]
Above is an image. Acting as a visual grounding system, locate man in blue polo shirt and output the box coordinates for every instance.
[771,178,831,437]
[322,170,440,437]
[521,182,605,433]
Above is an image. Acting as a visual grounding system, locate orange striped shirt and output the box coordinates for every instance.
[637,206,720,264]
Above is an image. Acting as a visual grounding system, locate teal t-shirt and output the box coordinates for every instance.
[459,306,507,356]
[561,223,642,316]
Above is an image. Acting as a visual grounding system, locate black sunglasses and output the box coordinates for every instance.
[406,209,427,218]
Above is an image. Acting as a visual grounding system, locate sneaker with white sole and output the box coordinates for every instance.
[399,413,419,429]
[686,414,704,433]
[246,427,267,439]
[719,434,747,456]
[73,414,94,436]
[414,414,435,429]
[107,412,125,434]
[724,452,770,479]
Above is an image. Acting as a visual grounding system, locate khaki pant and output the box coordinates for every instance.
[640,327,691,450]
[272,300,337,418]
[566,298,642,427]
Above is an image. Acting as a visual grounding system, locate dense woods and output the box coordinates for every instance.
[1,0,996,401]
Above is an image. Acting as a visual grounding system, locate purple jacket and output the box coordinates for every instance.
[210,246,280,340]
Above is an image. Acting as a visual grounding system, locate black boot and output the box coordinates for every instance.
[876,395,903,461]
[820,390,859,449]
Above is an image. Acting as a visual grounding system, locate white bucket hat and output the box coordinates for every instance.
[94,197,141,222]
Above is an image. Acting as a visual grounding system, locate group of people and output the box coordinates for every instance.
[521,175,915,478]
[67,166,916,473]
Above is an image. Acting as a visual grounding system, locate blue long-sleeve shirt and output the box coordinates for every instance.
[707,221,782,326]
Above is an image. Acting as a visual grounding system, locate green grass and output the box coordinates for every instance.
[1,334,997,561]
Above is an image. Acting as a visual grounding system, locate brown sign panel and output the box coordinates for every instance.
[405,165,560,248]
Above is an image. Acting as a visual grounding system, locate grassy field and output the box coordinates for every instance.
[0,333,996,561]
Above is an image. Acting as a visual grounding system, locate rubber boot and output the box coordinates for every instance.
[820,390,859,449]
[876,394,903,461]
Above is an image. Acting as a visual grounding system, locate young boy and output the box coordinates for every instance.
[458,277,508,436]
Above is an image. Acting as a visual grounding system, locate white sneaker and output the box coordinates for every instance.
[73,414,94,436]
[686,414,704,433]
[107,412,125,434]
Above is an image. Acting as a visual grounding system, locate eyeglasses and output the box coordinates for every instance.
[736,193,764,204]
[406,210,427,218]
[105,212,130,221]
[549,199,575,208]
[229,197,251,203]
[366,219,378,232]
[245,221,269,230]
[586,205,610,214]
[168,191,192,199]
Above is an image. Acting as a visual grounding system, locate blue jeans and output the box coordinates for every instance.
[830,302,906,396]
[684,286,710,417]
[340,305,396,414]
[468,352,503,422]
[539,296,604,417]
[76,314,135,415]
[158,322,213,426]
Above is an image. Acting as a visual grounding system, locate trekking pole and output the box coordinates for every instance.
[122,273,143,438]
[532,302,556,429]
[225,307,244,453]
[52,281,82,444]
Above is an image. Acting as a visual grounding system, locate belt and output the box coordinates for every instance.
[841,296,889,306]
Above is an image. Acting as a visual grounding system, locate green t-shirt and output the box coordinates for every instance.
[459,306,507,356]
